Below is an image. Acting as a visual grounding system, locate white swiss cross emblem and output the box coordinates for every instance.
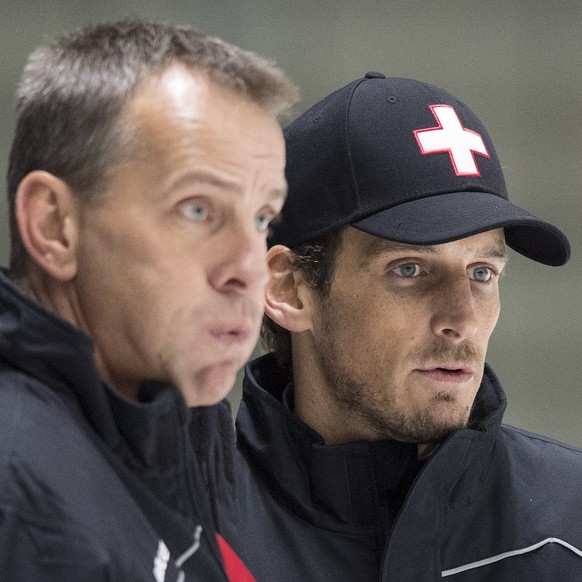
[413,104,490,176]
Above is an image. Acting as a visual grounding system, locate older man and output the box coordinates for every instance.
[0,20,296,580]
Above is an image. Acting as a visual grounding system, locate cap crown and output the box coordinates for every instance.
[274,74,569,266]
[277,75,507,246]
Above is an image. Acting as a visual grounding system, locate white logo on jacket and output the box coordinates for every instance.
[152,526,204,582]
[153,540,171,582]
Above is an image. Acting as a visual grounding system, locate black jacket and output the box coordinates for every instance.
[229,353,582,581]
[0,271,253,581]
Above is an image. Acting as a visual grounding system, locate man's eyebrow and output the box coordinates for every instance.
[363,240,438,264]
[362,238,510,266]
[481,246,510,262]
[269,183,288,202]
[165,171,288,201]
[168,170,236,192]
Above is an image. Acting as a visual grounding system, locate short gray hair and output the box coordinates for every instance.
[8,19,298,275]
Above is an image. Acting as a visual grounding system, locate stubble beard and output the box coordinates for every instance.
[315,324,480,445]
[324,370,474,444]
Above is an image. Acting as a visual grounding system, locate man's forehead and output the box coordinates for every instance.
[347,226,508,260]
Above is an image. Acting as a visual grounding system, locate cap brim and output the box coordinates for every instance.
[351,191,570,266]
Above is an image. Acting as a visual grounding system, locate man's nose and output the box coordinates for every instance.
[208,222,269,295]
[430,277,479,342]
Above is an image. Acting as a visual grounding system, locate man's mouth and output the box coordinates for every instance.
[208,324,253,345]
[415,364,474,383]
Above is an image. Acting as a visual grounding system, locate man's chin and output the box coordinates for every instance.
[179,360,241,407]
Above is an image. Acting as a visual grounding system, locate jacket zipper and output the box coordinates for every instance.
[179,421,229,580]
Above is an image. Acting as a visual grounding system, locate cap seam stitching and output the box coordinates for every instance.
[344,78,368,216]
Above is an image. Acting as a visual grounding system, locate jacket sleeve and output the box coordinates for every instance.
[0,504,112,582]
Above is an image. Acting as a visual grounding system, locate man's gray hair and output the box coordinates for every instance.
[8,19,298,275]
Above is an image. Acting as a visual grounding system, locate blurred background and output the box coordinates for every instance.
[0,0,580,446]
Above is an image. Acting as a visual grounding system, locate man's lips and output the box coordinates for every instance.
[415,363,474,383]
[208,324,253,345]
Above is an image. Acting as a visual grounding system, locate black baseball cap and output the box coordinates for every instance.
[273,72,570,266]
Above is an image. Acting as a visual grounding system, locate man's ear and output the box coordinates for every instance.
[15,171,79,281]
[264,245,313,333]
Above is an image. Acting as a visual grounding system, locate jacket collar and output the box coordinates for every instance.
[237,352,507,530]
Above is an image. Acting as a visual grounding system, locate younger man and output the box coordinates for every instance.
[231,73,582,580]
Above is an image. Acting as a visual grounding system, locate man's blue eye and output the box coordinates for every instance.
[255,214,271,232]
[395,263,420,278]
[183,202,208,222]
[472,267,492,282]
